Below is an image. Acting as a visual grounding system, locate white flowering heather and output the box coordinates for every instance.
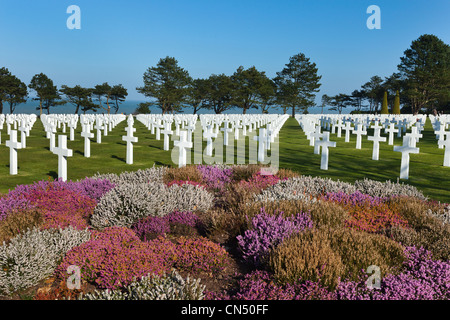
[427,204,450,225]
[354,178,427,200]
[0,226,90,296]
[92,165,167,185]
[255,176,356,202]
[90,182,214,229]
[80,270,205,300]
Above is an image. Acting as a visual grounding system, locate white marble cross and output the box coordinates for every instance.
[438,133,450,167]
[393,136,419,180]
[311,126,324,154]
[122,115,138,164]
[343,121,353,143]
[18,120,27,149]
[405,126,422,148]
[5,130,22,175]
[81,123,94,157]
[203,125,217,157]
[253,128,267,162]
[94,119,104,144]
[353,124,367,149]
[161,122,173,151]
[221,121,232,146]
[367,128,386,160]
[385,123,398,146]
[174,130,192,167]
[52,135,73,181]
[315,131,336,170]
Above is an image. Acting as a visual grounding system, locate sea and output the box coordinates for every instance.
[4,100,346,115]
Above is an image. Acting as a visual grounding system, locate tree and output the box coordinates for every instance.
[258,77,277,114]
[110,84,128,114]
[134,102,151,114]
[398,34,450,114]
[274,53,322,117]
[60,85,95,114]
[185,78,209,114]
[328,93,353,114]
[93,82,113,114]
[231,66,270,114]
[361,76,384,113]
[392,90,401,114]
[350,89,366,112]
[0,69,28,114]
[321,94,331,114]
[380,91,389,114]
[203,74,234,114]
[137,56,191,114]
[29,73,64,115]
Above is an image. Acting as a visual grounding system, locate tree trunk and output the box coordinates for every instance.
[40,99,43,116]
[75,104,80,114]
[0,101,3,114]
[291,106,295,118]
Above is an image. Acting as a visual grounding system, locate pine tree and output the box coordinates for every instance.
[381,91,389,114]
[392,90,401,114]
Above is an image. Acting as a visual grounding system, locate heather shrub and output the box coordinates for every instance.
[80,269,205,300]
[132,216,170,241]
[336,246,450,300]
[132,211,201,240]
[322,192,409,233]
[92,165,167,185]
[230,164,263,182]
[90,182,214,229]
[162,165,204,185]
[256,176,357,202]
[197,164,233,192]
[0,226,91,296]
[0,209,44,244]
[26,187,97,231]
[173,237,231,275]
[238,172,282,193]
[273,168,301,180]
[326,227,405,281]
[268,228,345,289]
[354,178,427,200]
[241,199,350,230]
[236,208,314,266]
[166,180,206,189]
[55,227,176,290]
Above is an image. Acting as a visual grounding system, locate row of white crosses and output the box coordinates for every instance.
[296,114,431,179]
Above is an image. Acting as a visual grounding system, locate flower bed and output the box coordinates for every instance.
[0,164,448,300]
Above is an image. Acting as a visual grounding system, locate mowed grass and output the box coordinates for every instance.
[0,116,449,203]
[278,117,450,203]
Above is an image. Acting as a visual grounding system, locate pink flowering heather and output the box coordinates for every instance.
[238,172,283,192]
[19,186,96,230]
[237,208,314,266]
[205,270,336,300]
[0,178,114,222]
[335,246,450,300]
[55,227,176,290]
[321,191,409,233]
[173,236,231,275]
[196,165,233,192]
[132,211,200,240]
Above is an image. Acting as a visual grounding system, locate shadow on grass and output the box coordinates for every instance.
[46,171,58,179]
[111,155,126,163]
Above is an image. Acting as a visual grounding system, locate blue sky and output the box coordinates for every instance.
[0,0,449,102]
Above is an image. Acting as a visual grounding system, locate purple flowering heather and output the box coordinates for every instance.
[336,246,450,300]
[167,211,200,228]
[236,208,314,266]
[196,165,233,192]
[0,178,114,221]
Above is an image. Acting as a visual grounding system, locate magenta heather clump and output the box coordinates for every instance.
[131,216,170,240]
[132,211,200,240]
[336,246,450,300]
[236,208,314,266]
[205,270,336,300]
[196,165,233,192]
[0,178,114,221]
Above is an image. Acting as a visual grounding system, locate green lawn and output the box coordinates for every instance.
[0,116,449,203]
